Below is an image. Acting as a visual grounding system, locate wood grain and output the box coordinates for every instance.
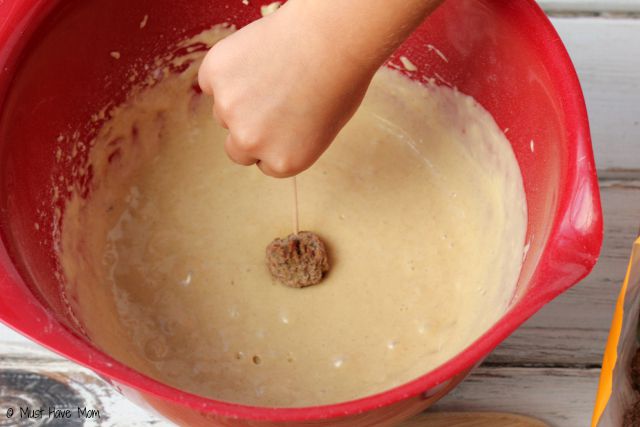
[539,0,640,13]
[548,17,640,172]
[0,351,169,426]
[402,412,548,426]
[434,367,600,427]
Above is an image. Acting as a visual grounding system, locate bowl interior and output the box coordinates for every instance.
[0,0,602,419]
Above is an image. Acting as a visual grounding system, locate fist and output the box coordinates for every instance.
[198,3,373,177]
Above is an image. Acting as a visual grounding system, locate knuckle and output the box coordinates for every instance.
[230,127,261,152]
[197,67,212,95]
[198,55,219,93]
[214,95,234,119]
[268,156,299,177]
[198,43,230,93]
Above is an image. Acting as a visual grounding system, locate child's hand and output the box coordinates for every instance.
[198,0,443,177]
[198,3,372,177]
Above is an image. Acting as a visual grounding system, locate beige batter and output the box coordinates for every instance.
[59,26,527,407]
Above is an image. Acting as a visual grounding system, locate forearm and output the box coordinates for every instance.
[280,0,444,72]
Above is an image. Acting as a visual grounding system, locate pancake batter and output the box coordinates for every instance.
[59,26,527,407]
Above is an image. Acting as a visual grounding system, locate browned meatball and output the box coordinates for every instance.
[266,231,330,288]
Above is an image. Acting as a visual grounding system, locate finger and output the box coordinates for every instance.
[224,134,258,166]
[256,159,296,179]
[197,71,213,96]
[212,105,228,129]
[197,58,214,96]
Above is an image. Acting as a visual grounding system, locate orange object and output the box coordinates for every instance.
[592,236,640,426]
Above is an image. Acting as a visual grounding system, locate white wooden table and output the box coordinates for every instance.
[1,1,639,426]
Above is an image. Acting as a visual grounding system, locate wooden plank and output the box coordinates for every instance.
[434,366,600,427]
[548,17,640,172]
[0,358,170,426]
[402,412,548,427]
[539,0,640,13]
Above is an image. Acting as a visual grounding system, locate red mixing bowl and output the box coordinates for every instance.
[0,0,603,425]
